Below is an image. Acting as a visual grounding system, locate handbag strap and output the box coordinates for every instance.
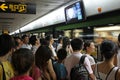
[97,64,102,80]
[0,61,6,80]
[105,67,115,80]
[115,68,119,80]
[79,55,86,64]
[105,67,119,80]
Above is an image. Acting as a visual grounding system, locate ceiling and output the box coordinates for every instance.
[0,0,70,34]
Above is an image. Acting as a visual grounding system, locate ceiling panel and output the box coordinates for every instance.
[0,0,70,34]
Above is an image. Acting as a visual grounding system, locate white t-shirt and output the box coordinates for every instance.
[56,43,62,51]
[94,63,119,80]
[21,44,32,50]
[50,45,57,57]
[31,45,39,54]
[64,52,93,79]
[85,54,96,65]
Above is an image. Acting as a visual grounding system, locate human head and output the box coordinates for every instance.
[45,35,54,45]
[62,36,70,49]
[21,35,29,44]
[40,38,49,46]
[14,36,23,49]
[83,40,95,54]
[71,38,83,51]
[100,40,118,60]
[29,35,39,46]
[0,34,15,57]
[118,34,120,43]
[57,48,67,61]
[58,37,63,44]
[35,45,52,68]
[11,48,34,75]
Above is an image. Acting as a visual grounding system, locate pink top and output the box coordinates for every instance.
[10,75,33,80]
[31,65,42,80]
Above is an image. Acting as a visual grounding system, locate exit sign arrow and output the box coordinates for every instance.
[0,4,8,11]
[0,2,36,14]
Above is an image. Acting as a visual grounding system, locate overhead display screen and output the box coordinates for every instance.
[64,1,86,24]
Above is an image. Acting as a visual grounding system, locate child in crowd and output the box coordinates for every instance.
[53,48,67,80]
[10,48,34,80]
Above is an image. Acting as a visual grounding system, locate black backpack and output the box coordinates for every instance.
[70,55,90,80]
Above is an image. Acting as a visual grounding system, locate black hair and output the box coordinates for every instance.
[11,48,34,75]
[100,40,118,60]
[62,37,70,49]
[45,35,53,41]
[35,45,52,68]
[21,34,28,40]
[57,48,67,60]
[14,36,21,47]
[40,38,49,46]
[58,37,63,43]
[118,33,120,42]
[83,40,93,51]
[0,34,15,56]
[118,34,120,48]
[29,35,37,45]
[71,38,83,51]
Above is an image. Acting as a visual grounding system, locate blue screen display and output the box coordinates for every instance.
[65,1,85,23]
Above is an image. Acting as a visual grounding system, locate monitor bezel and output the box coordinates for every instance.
[64,0,86,24]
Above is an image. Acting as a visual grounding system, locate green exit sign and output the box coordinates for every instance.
[0,2,36,14]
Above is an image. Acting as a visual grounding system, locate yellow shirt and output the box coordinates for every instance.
[0,61,14,80]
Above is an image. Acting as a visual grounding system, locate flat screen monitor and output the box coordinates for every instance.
[64,1,86,24]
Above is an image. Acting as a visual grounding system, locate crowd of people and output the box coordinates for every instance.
[0,33,120,80]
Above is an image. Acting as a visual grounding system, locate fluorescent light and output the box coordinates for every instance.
[10,7,65,34]
[95,26,120,31]
[108,24,114,26]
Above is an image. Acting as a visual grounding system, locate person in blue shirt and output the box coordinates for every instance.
[53,48,67,80]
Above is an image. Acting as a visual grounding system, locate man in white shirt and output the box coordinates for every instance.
[83,41,96,66]
[21,35,31,50]
[64,38,96,80]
